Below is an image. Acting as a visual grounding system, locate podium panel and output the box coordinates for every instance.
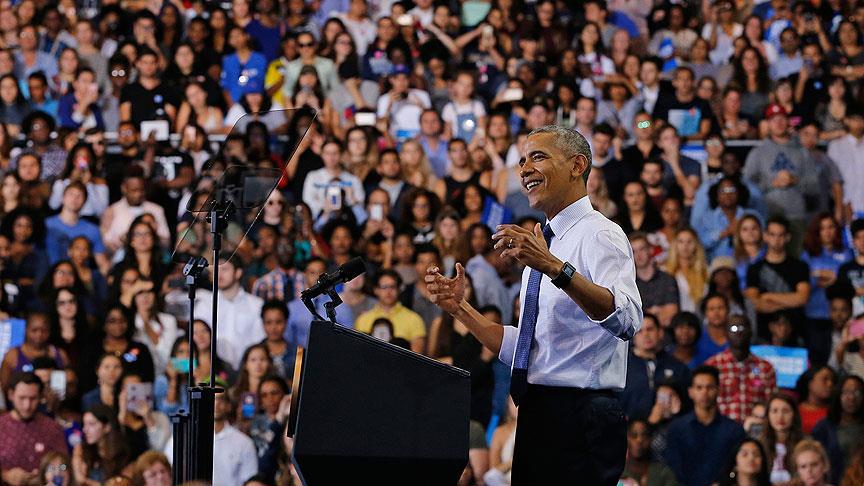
[290,320,471,485]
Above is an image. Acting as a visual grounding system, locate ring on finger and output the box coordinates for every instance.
[508,238,514,248]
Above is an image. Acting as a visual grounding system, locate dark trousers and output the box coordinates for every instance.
[806,319,833,367]
[511,385,627,485]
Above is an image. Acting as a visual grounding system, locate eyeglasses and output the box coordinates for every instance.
[46,464,68,473]
[728,324,746,333]
[132,230,153,238]
[377,284,398,290]
[298,42,315,48]
[111,69,127,78]
[719,187,737,194]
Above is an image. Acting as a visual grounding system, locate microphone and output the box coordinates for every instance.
[301,257,366,300]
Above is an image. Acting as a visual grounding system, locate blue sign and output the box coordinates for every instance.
[0,318,26,362]
[481,196,513,231]
[751,345,808,389]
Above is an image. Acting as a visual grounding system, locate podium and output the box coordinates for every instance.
[288,320,471,485]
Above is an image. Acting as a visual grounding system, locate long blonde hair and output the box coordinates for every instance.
[400,139,437,191]
[665,227,708,305]
[789,439,830,486]
[733,214,763,262]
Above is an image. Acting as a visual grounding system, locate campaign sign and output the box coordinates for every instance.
[751,345,809,389]
[0,318,26,363]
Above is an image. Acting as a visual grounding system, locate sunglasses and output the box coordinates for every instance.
[298,42,315,48]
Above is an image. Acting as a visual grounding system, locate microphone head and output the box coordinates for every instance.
[341,257,366,282]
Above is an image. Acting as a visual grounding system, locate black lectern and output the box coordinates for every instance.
[288,320,471,485]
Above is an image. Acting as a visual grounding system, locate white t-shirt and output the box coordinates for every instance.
[441,99,486,131]
[334,13,377,55]
[376,89,432,139]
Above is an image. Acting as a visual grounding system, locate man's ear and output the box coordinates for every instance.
[571,154,588,180]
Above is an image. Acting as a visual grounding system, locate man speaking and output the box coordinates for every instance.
[426,126,642,484]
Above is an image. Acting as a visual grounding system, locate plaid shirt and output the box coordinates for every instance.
[706,350,777,423]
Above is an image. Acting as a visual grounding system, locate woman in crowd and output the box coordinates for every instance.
[118,373,172,458]
[717,87,755,140]
[432,208,468,277]
[651,197,684,266]
[0,73,31,134]
[39,451,75,486]
[789,440,832,486]
[399,139,438,192]
[455,183,488,233]
[230,344,274,420]
[191,319,234,384]
[78,304,155,393]
[72,404,132,485]
[761,393,805,484]
[129,279,179,376]
[816,77,854,142]
[670,311,702,368]
[731,46,771,127]
[154,337,196,416]
[342,127,378,183]
[665,228,709,313]
[796,366,837,435]
[586,167,617,219]
[718,438,771,486]
[175,81,225,135]
[620,418,680,485]
[133,451,172,486]
[484,398,517,486]
[49,286,93,373]
[692,176,751,261]
[48,143,109,218]
[400,189,440,245]
[813,375,864,483]
[68,236,108,307]
[0,172,22,219]
[428,272,478,361]
[111,216,169,289]
[1,208,49,297]
[0,311,68,387]
[618,181,663,235]
[80,353,123,411]
[733,214,764,289]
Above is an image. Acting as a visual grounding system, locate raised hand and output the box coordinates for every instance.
[425,263,466,315]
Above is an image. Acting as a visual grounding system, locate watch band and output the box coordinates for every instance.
[551,261,576,289]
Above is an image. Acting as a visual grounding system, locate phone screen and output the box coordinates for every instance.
[850,319,864,339]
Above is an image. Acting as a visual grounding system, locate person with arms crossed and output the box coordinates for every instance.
[426,125,642,483]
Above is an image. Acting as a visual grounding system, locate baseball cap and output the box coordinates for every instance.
[389,64,411,77]
[764,103,788,119]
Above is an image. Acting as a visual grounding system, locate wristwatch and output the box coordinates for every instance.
[551,261,576,289]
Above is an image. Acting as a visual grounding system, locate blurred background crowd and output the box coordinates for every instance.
[1,0,864,484]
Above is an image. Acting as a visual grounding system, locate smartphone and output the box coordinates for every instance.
[501,88,523,102]
[748,421,764,439]
[241,392,258,419]
[50,370,67,400]
[355,112,376,126]
[126,382,153,415]
[482,25,494,39]
[75,156,89,171]
[850,319,864,339]
[369,203,384,221]
[170,357,197,374]
[326,185,342,210]
[371,323,393,341]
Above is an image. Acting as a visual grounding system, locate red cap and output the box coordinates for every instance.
[764,103,788,119]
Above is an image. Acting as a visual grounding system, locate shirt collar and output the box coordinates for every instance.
[547,195,593,239]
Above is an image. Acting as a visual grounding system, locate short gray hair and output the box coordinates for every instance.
[527,125,592,183]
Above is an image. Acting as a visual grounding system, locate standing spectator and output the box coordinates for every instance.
[57,67,104,131]
[653,67,713,141]
[301,139,365,219]
[48,143,110,219]
[796,366,836,435]
[743,104,819,253]
[0,372,67,485]
[44,181,108,271]
[194,255,266,370]
[19,111,68,183]
[799,122,844,223]
[705,318,777,423]
[286,258,354,348]
[120,47,177,128]
[276,32,338,100]
[827,106,864,215]
[355,270,426,353]
[760,393,804,484]
[100,169,171,256]
[663,365,746,486]
[631,232,680,328]
[745,216,811,340]
[213,392,259,485]
[665,228,708,314]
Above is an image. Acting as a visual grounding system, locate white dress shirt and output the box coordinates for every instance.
[828,134,864,213]
[164,424,258,485]
[194,289,266,370]
[498,196,642,390]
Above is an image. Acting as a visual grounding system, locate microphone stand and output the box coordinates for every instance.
[323,288,341,324]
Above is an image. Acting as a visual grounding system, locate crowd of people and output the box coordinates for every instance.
[0,0,864,484]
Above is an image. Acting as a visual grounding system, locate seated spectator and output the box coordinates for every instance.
[49,143,109,220]
[376,65,432,142]
[484,398,517,486]
[101,169,171,256]
[665,228,708,314]
[365,149,416,227]
[67,236,108,307]
[398,244,443,330]
[230,344,274,424]
[620,418,679,485]
[27,72,58,120]
[788,440,831,486]
[212,392,259,484]
[401,189,440,244]
[622,313,691,421]
[302,139,365,220]
[118,373,171,457]
[796,366,837,435]
[631,232,679,328]
[153,337,196,416]
[692,177,754,262]
[617,181,663,235]
[0,311,68,388]
[39,451,74,486]
[44,181,109,273]
[258,300,294,382]
[694,295,731,364]
[190,319,235,385]
[760,393,804,484]
[0,74,32,135]
[663,365,745,486]
[812,375,864,484]
[0,372,67,485]
[717,438,770,486]
[356,270,427,353]
[175,82,224,135]
[705,317,777,423]
[119,47,178,128]
[465,225,513,326]
[286,258,354,348]
[249,375,290,479]
[49,285,94,372]
[72,404,133,484]
[653,67,713,141]
[111,215,170,288]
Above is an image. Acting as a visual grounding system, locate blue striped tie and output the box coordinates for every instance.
[510,223,554,406]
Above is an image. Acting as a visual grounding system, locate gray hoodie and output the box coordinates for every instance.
[742,137,819,220]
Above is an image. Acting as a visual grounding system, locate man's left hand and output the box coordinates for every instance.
[492,223,561,277]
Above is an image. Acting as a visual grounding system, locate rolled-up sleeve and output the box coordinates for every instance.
[586,229,643,340]
[498,324,520,367]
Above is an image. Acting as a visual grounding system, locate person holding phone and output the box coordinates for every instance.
[58,67,104,131]
[426,126,641,482]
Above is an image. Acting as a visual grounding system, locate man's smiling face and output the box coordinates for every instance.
[520,132,584,215]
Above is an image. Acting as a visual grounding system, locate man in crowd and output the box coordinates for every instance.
[44,181,109,272]
[302,139,365,219]
[631,232,679,327]
[194,254,266,369]
[286,257,354,347]
[827,105,864,215]
[663,365,745,486]
[355,270,426,353]
[214,392,259,484]
[705,316,777,422]
[101,167,171,255]
[0,372,67,485]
